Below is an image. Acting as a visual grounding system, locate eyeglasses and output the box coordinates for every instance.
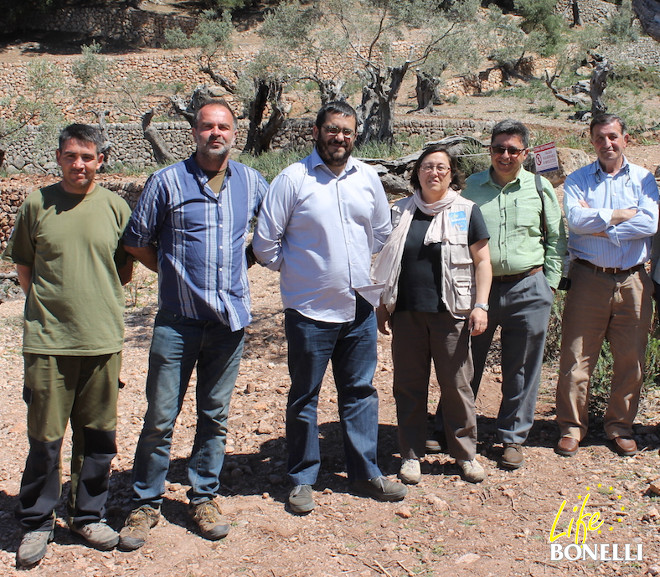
[419,164,451,175]
[490,145,526,157]
[322,125,355,138]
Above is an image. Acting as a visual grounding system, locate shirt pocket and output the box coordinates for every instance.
[514,200,540,230]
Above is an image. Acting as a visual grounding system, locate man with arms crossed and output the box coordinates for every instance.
[555,113,658,458]
[4,124,133,566]
[119,99,267,549]
[253,101,407,514]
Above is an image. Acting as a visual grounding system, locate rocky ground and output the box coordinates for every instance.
[2,259,660,577]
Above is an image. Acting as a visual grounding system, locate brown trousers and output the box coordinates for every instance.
[391,311,477,461]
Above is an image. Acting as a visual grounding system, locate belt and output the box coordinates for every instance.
[492,265,544,283]
[575,258,643,275]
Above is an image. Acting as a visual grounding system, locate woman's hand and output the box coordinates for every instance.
[376,304,392,335]
[468,307,488,336]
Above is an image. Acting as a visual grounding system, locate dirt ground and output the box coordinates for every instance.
[2,253,660,577]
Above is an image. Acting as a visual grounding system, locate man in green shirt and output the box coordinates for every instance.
[461,119,565,469]
[3,124,133,567]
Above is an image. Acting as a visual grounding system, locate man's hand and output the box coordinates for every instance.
[610,208,637,225]
[376,304,392,335]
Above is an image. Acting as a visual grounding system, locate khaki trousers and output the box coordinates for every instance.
[556,261,653,440]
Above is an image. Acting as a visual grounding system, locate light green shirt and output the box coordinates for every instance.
[462,167,566,288]
[2,183,132,355]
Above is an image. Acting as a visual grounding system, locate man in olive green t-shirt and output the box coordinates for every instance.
[2,124,133,567]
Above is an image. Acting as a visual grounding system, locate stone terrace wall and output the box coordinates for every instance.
[555,0,619,24]
[2,117,495,175]
[0,4,197,47]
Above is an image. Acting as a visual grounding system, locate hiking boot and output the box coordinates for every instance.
[16,529,53,567]
[190,499,230,540]
[351,476,408,501]
[288,484,315,514]
[457,458,485,483]
[501,443,524,469]
[69,521,119,550]
[119,505,160,551]
[398,458,421,485]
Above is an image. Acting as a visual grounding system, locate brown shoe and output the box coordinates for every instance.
[611,436,637,457]
[501,443,524,469]
[119,505,160,551]
[555,436,579,457]
[190,499,230,540]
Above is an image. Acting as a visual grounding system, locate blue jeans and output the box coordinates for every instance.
[131,310,244,507]
[284,297,382,486]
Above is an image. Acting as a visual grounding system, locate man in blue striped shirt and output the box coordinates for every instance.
[119,99,268,549]
[555,113,659,459]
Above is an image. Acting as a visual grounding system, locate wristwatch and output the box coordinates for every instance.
[474,303,489,311]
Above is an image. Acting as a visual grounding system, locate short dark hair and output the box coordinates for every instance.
[590,113,626,135]
[410,144,465,192]
[491,119,530,149]
[58,124,103,153]
[315,101,357,130]
[193,98,238,130]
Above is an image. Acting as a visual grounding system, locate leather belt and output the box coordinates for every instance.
[575,258,643,275]
[492,265,544,283]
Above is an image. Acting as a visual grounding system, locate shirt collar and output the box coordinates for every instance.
[310,147,357,176]
[188,155,233,184]
[591,156,629,179]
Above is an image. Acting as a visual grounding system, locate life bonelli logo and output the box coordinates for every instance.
[548,484,642,562]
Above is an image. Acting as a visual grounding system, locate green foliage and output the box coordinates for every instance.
[71,42,107,95]
[514,0,566,56]
[164,10,233,57]
[0,59,65,151]
[455,139,490,178]
[238,147,312,182]
[606,0,638,44]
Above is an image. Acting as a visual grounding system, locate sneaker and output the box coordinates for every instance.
[16,529,53,567]
[351,476,408,501]
[69,521,119,550]
[119,505,160,551]
[288,484,315,514]
[190,499,230,540]
[398,458,421,484]
[425,431,446,454]
[501,443,524,470]
[457,458,485,483]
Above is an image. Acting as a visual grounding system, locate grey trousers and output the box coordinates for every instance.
[392,310,476,461]
[470,272,554,444]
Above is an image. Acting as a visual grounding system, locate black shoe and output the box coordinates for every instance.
[351,476,407,501]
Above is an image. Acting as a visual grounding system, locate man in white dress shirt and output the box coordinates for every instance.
[254,101,407,514]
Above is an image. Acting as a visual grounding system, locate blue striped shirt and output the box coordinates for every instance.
[123,156,267,330]
[564,158,659,269]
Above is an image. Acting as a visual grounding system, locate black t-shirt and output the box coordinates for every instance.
[395,206,489,313]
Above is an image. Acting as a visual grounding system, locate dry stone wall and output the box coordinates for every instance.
[2,117,495,175]
[0,4,197,47]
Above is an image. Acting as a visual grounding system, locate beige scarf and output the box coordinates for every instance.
[371,188,459,312]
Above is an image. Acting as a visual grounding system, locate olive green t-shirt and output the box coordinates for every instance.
[2,183,132,355]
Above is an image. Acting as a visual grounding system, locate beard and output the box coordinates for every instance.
[198,136,233,161]
[316,137,353,168]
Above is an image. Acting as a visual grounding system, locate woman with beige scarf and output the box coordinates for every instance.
[372,144,492,485]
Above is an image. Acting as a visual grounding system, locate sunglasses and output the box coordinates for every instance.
[490,145,526,157]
